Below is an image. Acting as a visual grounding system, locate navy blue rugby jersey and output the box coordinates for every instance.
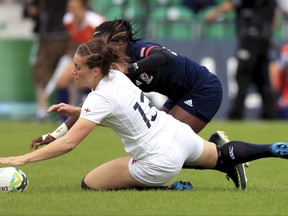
[125,40,215,102]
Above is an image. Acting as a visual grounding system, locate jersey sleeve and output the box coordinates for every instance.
[63,12,73,28]
[130,41,161,60]
[80,91,113,124]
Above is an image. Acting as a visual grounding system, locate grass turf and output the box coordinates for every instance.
[0,120,288,215]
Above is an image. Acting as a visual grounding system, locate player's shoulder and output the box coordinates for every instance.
[112,70,133,84]
[101,70,131,87]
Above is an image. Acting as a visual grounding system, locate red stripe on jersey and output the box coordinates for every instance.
[144,46,159,58]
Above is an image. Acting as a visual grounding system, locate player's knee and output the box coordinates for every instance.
[81,177,92,190]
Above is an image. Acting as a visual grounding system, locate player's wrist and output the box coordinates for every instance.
[49,123,69,139]
[42,134,49,140]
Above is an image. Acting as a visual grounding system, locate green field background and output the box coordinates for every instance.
[0,120,288,215]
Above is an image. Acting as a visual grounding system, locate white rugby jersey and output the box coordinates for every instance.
[80,70,183,159]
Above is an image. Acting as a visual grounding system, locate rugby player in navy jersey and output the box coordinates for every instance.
[30,19,247,190]
[112,26,221,135]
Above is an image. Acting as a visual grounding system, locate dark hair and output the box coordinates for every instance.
[76,36,129,76]
[93,19,138,42]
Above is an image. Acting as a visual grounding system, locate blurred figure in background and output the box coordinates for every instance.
[206,0,277,120]
[24,0,69,121]
[277,0,288,18]
[55,0,106,114]
[270,43,288,119]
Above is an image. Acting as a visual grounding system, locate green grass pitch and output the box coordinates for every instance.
[0,120,288,215]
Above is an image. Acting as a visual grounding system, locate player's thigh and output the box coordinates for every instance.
[84,156,143,190]
[169,105,207,133]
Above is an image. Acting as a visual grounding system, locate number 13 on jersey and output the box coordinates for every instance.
[133,92,157,128]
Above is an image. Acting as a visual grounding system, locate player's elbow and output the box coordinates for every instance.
[60,137,79,152]
[160,49,175,65]
[65,140,78,151]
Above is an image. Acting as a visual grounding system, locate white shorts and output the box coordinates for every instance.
[128,124,204,186]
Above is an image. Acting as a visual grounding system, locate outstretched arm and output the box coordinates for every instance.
[2,118,96,166]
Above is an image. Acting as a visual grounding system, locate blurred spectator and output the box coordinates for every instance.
[206,0,277,120]
[277,0,288,17]
[23,0,69,121]
[270,43,288,119]
[51,0,106,119]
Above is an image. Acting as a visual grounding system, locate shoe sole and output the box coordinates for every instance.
[216,130,230,144]
[235,164,247,190]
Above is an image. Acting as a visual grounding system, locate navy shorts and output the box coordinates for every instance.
[163,75,223,123]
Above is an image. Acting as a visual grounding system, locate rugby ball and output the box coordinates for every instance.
[0,167,29,192]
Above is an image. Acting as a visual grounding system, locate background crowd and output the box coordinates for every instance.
[0,0,287,121]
